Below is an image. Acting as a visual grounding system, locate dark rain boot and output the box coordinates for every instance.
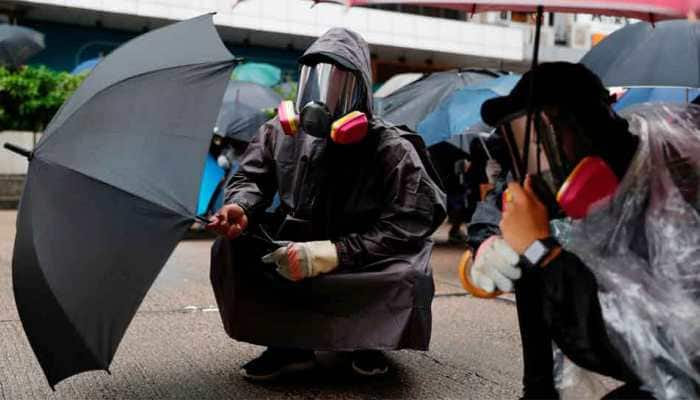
[240,347,316,381]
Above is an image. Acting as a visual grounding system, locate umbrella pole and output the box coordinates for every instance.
[479,135,493,160]
[531,6,544,68]
[520,6,544,183]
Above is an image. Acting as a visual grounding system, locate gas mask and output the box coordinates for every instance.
[501,111,619,219]
[278,62,368,144]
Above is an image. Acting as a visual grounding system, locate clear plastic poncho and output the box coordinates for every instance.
[554,103,700,399]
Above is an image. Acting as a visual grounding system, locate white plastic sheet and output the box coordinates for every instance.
[555,103,700,399]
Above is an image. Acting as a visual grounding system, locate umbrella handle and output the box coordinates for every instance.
[3,143,32,160]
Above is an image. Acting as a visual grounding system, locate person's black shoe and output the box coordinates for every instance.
[240,348,316,381]
[351,350,389,376]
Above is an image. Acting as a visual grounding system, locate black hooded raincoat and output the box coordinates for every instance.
[210,28,446,351]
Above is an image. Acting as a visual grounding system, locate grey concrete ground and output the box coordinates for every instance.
[0,210,524,399]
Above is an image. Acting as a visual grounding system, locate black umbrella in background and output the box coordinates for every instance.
[581,20,700,88]
[375,68,502,131]
[0,24,45,67]
[215,80,281,142]
[4,14,236,388]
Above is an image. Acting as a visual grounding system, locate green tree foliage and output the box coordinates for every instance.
[0,66,84,132]
[273,81,297,101]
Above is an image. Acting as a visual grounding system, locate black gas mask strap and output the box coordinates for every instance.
[502,122,524,181]
[521,109,545,184]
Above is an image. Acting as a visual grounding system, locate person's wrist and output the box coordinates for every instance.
[523,236,549,255]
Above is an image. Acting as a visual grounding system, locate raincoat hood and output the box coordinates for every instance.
[299,27,373,116]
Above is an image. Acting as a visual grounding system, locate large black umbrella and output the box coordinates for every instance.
[581,20,700,88]
[215,80,281,142]
[5,14,236,388]
[0,24,45,67]
[376,68,502,131]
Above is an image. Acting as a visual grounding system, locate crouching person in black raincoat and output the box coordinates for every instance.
[463,62,700,399]
[206,28,446,381]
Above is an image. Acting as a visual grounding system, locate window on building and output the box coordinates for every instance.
[511,12,529,23]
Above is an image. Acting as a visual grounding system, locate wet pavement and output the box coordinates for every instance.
[0,211,524,399]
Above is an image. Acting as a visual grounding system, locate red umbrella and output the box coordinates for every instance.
[318,0,698,21]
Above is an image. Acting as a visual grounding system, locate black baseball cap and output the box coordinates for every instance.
[481,62,612,127]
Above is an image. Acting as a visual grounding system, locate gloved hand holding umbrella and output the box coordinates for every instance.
[468,235,520,293]
[459,175,560,297]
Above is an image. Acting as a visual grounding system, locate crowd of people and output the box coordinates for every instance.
[205,27,700,399]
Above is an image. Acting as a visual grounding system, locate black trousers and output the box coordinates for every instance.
[514,251,653,399]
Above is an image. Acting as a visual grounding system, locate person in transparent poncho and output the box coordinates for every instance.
[462,62,699,399]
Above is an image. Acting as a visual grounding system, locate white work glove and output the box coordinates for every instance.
[485,159,502,184]
[470,236,522,293]
[261,241,339,282]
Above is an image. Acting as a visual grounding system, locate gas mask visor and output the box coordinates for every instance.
[296,62,364,119]
[500,111,573,193]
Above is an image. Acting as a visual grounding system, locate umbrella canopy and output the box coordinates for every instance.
[215,80,281,142]
[374,72,424,98]
[614,86,700,110]
[377,69,502,131]
[581,20,700,88]
[10,14,236,387]
[71,57,101,75]
[0,24,45,67]
[232,62,282,87]
[417,74,519,146]
[318,0,697,21]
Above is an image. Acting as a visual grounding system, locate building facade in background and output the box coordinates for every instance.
[1,0,629,84]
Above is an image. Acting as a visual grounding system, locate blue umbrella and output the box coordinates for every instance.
[196,154,226,216]
[232,62,281,87]
[71,57,101,74]
[614,87,700,111]
[417,75,520,147]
